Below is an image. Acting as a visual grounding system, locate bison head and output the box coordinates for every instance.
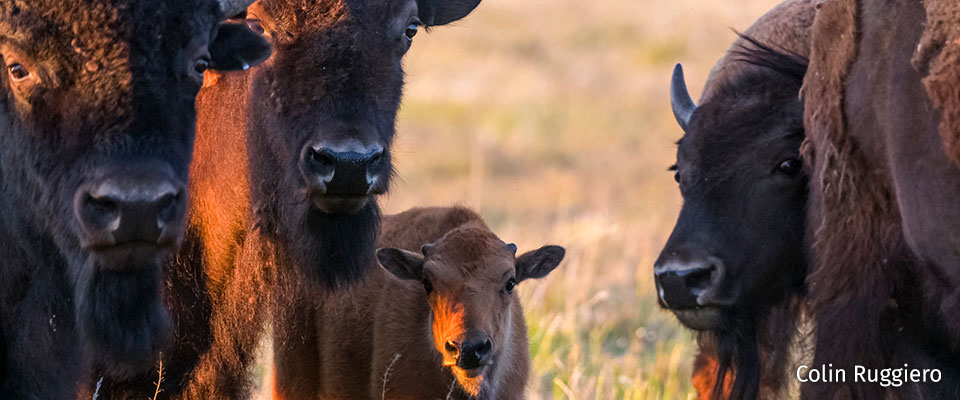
[656,60,807,330]
[377,225,564,397]
[654,39,809,399]
[243,0,481,288]
[0,0,268,378]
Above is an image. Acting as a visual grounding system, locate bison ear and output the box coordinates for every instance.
[209,22,271,71]
[377,248,425,281]
[417,0,481,27]
[516,245,565,282]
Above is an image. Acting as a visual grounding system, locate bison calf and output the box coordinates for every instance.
[279,207,564,399]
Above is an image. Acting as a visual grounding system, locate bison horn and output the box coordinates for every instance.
[219,0,256,19]
[671,63,697,131]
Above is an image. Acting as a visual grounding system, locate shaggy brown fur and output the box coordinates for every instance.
[271,207,564,399]
[801,0,960,398]
[913,0,960,166]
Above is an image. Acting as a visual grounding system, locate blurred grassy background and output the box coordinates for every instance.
[381,0,782,398]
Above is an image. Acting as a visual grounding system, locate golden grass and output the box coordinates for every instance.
[256,0,783,398]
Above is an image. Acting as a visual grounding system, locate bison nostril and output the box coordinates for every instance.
[369,151,383,165]
[82,194,122,231]
[87,195,120,218]
[682,266,715,293]
[156,192,182,226]
[308,147,335,167]
[476,339,492,358]
[445,340,460,356]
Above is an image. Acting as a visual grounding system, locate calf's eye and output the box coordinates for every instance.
[778,158,802,176]
[8,63,29,80]
[504,278,517,294]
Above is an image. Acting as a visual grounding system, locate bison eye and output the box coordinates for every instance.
[778,158,802,176]
[8,63,29,81]
[405,23,419,41]
[504,278,517,294]
[194,58,210,75]
[422,278,433,294]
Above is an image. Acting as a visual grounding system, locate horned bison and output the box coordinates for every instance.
[656,0,816,398]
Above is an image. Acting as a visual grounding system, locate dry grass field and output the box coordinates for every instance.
[255,0,785,398]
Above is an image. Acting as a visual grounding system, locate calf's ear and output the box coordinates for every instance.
[418,0,481,26]
[210,22,271,71]
[377,248,425,281]
[516,245,565,282]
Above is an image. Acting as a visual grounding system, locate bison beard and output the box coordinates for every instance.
[72,259,171,379]
[280,201,381,289]
[708,311,759,400]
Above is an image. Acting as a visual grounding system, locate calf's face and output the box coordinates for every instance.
[0,0,268,376]
[654,63,807,331]
[378,227,564,396]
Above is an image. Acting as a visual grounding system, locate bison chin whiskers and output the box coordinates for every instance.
[72,256,171,379]
[280,199,381,289]
[450,370,484,398]
[706,308,764,400]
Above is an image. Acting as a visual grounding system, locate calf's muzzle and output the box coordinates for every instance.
[445,336,493,371]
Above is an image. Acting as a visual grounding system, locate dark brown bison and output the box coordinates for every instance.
[656,1,815,398]
[244,2,485,397]
[279,206,564,399]
[800,0,960,398]
[0,0,268,397]
[86,0,484,398]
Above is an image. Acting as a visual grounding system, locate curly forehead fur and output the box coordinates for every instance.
[1,0,220,64]
[429,221,515,277]
[0,0,220,127]
[259,0,351,33]
[256,0,406,117]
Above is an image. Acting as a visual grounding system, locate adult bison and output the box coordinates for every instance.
[0,0,269,397]
[84,0,484,398]
[655,1,815,398]
[801,0,960,398]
